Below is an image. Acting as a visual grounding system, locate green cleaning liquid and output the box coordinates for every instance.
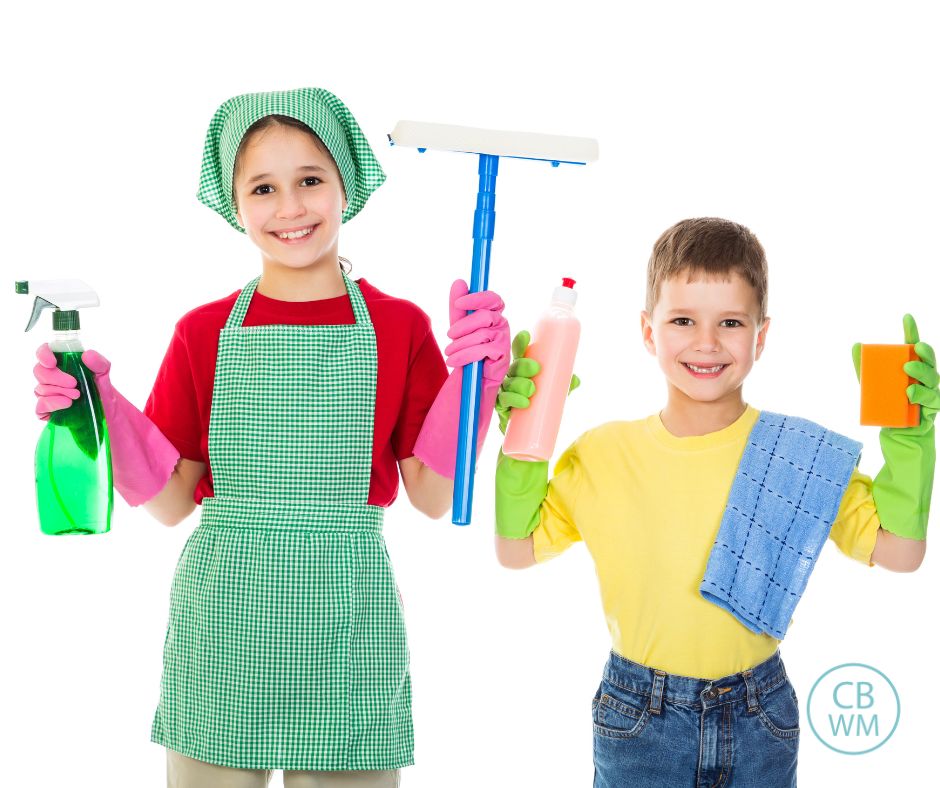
[35,349,113,535]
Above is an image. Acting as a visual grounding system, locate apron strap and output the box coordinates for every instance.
[226,276,260,329]
[343,273,372,326]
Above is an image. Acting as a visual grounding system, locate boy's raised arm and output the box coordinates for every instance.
[852,314,938,569]
[870,528,927,572]
[493,330,580,570]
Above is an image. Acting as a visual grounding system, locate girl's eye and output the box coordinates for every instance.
[252,184,273,195]
[302,177,322,186]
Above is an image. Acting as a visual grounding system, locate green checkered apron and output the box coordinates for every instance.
[151,274,413,770]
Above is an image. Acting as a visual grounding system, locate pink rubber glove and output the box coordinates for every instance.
[412,279,511,479]
[33,343,180,506]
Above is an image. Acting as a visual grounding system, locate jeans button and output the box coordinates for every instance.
[705,689,717,699]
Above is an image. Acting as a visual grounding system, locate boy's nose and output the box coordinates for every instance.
[694,328,721,350]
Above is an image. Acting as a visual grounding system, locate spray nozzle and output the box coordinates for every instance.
[15,279,100,332]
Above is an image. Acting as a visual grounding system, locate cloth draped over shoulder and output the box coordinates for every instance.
[700,411,863,640]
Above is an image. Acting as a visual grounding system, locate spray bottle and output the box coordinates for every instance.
[503,278,581,462]
[16,279,112,535]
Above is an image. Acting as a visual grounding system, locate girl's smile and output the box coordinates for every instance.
[269,223,319,243]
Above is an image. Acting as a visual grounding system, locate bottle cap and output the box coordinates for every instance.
[552,277,578,306]
[52,310,80,331]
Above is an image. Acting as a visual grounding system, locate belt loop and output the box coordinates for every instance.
[649,669,666,715]
[741,668,759,714]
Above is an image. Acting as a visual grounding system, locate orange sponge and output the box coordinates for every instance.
[860,344,920,427]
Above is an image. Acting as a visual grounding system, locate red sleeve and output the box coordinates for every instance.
[391,325,449,461]
[143,321,203,461]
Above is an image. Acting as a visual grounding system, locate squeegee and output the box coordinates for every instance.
[389,120,599,525]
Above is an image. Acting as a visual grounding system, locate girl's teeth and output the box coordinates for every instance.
[277,227,313,239]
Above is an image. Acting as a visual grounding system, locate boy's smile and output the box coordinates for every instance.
[641,271,770,436]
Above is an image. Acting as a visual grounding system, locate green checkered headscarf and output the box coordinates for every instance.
[197,87,386,232]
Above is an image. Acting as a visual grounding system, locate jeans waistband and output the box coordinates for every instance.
[603,649,789,712]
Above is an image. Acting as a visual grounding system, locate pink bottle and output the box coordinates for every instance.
[503,278,581,462]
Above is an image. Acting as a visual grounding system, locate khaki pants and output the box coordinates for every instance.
[167,750,401,788]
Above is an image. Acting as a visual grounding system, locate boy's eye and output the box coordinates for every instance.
[670,318,743,327]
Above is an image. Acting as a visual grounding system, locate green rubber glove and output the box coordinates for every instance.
[496,449,550,539]
[852,313,938,540]
[495,330,579,539]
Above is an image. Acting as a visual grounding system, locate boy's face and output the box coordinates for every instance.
[233,125,348,273]
[640,271,770,408]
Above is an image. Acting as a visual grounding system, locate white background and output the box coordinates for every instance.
[3,1,937,785]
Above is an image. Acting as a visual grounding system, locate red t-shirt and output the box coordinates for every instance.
[143,278,448,508]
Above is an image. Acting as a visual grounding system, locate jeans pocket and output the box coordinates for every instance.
[754,678,800,740]
[592,681,652,739]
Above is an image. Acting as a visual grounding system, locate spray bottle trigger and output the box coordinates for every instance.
[25,297,55,333]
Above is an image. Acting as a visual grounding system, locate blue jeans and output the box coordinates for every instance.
[592,649,799,787]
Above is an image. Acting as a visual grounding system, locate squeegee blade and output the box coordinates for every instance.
[389,120,598,165]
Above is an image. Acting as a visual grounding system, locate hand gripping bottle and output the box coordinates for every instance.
[503,278,581,461]
[17,280,112,535]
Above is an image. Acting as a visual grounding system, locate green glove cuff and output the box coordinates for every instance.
[873,424,935,540]
[495,449,548,540]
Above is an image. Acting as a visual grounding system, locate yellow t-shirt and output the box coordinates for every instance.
[533,404,881,679]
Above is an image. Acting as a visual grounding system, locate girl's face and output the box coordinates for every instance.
[233,125,348,274]
[640,271,770,408]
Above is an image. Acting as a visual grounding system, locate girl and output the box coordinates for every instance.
[32,87,510,787]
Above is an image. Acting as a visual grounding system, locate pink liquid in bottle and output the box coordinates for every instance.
[503,278,581,462]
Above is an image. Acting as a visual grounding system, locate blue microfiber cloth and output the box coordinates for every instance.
[700,411,863,640]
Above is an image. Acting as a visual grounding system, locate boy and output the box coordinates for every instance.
[494,217,936,787]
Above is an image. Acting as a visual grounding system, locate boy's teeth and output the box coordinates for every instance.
[277,227,313,239]
[686,363,725,373]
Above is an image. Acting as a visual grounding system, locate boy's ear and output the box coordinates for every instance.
[640,310,656,355]
[755,316,771,360]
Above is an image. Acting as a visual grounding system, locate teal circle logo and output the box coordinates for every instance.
[807,663,900,754]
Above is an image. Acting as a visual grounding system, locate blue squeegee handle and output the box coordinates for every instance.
[452,153,499,525]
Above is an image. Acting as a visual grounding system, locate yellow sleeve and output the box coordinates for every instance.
[532,438,584,563]
[829,468,881,567]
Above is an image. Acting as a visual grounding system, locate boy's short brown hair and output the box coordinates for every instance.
[646,218,768,323]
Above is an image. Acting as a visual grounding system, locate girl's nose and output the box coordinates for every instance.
[276,190,306,219]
